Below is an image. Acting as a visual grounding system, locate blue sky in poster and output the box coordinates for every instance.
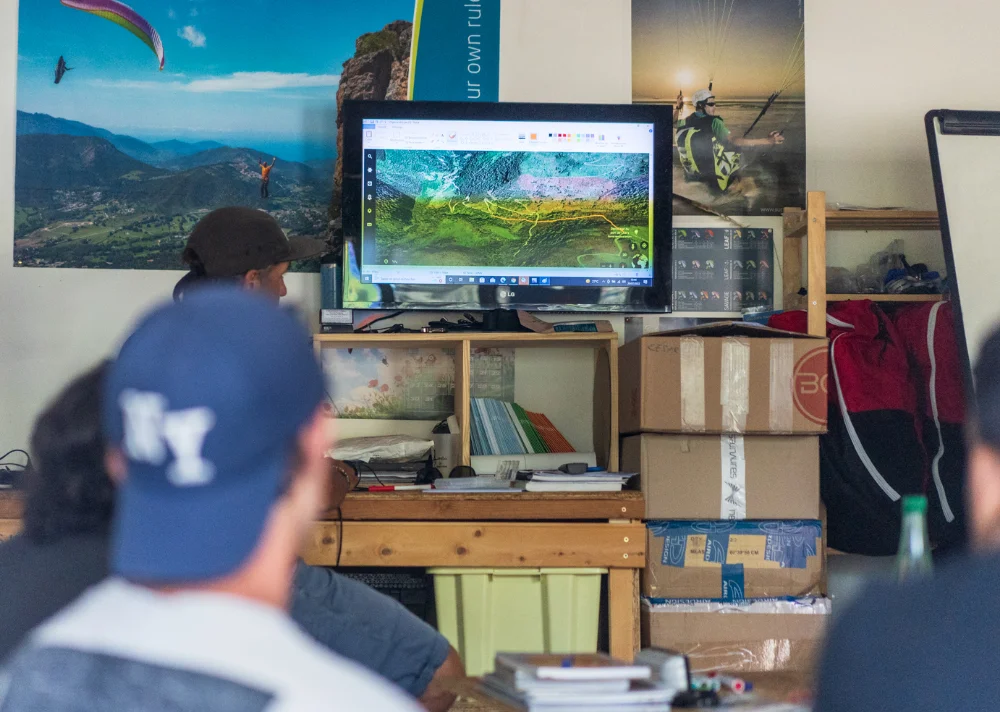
[16,0,414,161]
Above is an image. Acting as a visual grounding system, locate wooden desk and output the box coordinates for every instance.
[0,491,646,661]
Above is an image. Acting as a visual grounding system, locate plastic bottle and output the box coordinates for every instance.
[896,495,933,580]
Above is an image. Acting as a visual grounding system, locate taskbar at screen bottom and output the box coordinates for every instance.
[360,275,653,287]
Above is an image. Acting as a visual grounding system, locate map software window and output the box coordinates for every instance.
[360,118,655,287]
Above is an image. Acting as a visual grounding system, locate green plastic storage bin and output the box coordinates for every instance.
[429,567,606,676]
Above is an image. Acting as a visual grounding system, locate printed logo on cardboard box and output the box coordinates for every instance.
[793,347,829,426]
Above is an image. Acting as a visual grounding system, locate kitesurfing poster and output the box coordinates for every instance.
[13,1,416,270]
[632,0,805,217]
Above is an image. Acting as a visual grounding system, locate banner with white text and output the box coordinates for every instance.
[409,0,501,101]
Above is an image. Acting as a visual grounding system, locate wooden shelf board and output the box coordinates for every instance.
[337,490,644,521]
[826,294,944,302]
[825,210,939,232]
[313,331,617,349]
[784,208,939,238]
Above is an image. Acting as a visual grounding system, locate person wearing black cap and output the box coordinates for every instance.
[170,207,464,711]
[0,289,419,711]
[172,206,328,302]
[815,324,1000,712]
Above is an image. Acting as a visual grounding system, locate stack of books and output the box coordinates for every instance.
[471,399,575,457]
[513,471,637,493]
[482,653,671,711]
[355,460,426,488]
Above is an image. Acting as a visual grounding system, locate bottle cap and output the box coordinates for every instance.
[902,495,927,514]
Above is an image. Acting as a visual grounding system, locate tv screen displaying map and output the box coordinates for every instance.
[341,102,672,312]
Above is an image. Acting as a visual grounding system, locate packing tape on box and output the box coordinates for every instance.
[680,336,706,432]
[769,340,795,434]
[721,337,750,432]
[651,521,822,571]
[720,434,747,519]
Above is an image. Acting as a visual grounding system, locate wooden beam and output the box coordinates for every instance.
[825,210,938,232]
[302,521,646,568]
[783,206,808,239]
[0,491,648,523]
[313,332,618,349]
[457,339,472,467]
[339,491,645,521]
[806,191,828,337]
[608,568,640,662]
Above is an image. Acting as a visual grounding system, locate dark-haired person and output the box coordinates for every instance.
[0,363,112,659]
[815,323,1000,712]
[0,289,418,710]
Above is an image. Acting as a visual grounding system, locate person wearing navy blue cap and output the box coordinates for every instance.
[171,207,464,712]
[0,289,419,712]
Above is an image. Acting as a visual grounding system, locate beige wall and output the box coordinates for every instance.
[0,0,988,447]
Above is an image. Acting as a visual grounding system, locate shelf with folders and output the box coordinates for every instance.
[313,331,619,470]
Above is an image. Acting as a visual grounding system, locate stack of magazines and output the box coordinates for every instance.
[471,399,575,456]
[513,471,637,493]
[482,653,671,711]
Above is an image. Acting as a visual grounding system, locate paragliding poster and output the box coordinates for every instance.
[632,0,805,217]
[13,1,416,270]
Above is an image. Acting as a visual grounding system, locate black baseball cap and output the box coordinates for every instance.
[183,207,328,277]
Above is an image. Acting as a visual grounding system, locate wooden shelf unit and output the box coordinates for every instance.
[783,191,944,335]
[313,331,620,470]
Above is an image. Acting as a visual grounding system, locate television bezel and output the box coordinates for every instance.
[340,99,672,313]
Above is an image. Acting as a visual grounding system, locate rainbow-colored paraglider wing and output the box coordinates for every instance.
[61,0,165,70]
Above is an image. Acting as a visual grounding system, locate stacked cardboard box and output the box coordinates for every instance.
[619,322,830,672]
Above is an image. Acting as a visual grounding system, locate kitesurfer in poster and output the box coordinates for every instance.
[674,89,783,201]
[259,157,276,199]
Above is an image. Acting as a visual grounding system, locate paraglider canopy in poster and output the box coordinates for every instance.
[60,0,165,70]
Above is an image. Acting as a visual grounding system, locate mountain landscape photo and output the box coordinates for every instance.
[14,112,332,269]
[14,0,415,270]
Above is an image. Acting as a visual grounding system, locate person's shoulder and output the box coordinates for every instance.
[817,553,1000,710]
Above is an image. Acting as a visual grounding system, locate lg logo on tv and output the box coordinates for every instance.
[499,290,516,299]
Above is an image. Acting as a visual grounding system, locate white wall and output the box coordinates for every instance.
[805,0,1000,270]
[3,0,995,448]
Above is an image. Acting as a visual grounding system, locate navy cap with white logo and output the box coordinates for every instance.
[102,287,325,582]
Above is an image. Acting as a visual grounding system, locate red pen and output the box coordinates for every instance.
[366,485,431,492]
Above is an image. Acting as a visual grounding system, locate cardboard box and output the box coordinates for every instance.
[643,520,824,601]
[621,434,820,520]
[618,322,828,435]
[641,598,830,674]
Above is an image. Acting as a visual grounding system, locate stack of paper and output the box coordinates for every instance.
[513,471,637,493]
[482,653,669,711]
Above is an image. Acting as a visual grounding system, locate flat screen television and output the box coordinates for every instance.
[340,100,673,313]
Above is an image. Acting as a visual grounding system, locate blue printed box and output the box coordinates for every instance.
[643,521,824,602]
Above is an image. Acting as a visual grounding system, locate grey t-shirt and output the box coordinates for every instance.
[0,579,420,712]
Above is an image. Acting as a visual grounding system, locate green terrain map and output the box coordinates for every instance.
[372,149,651,269]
